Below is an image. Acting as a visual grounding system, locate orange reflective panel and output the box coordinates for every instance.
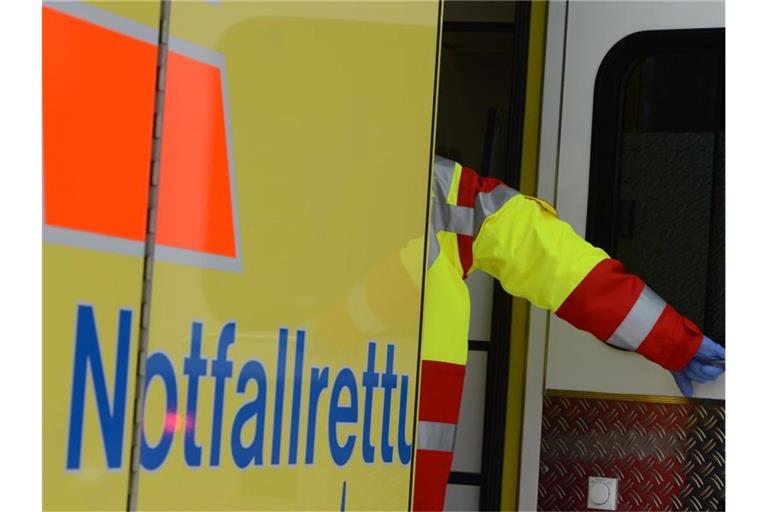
[43,6,156,241]
[156,51,236,258]
[43,6,236,259]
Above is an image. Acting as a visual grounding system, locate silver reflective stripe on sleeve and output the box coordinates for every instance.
[433,156,456,200]
[418,420,456,452]
[428,156,519,269]
[431,186,519,238]
[432,199,474,236]
[473,185,518,235]
[426,156,457,270]
[606,285,666,351]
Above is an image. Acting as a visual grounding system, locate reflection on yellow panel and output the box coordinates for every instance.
[42,1,159,509]
[137,1,440,510]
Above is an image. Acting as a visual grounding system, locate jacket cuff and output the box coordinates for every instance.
[635,305,703,372]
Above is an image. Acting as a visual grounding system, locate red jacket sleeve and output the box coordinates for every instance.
[555,259,703,371]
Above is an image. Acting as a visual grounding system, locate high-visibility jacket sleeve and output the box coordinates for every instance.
[468,173,702,372]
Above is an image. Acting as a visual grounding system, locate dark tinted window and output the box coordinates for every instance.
[587,29,724,343]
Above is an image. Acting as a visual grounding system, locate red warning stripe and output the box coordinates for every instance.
[418,360,465,424]
[43,6,236,258]
[413,449,453,511]
[555,259,645,342]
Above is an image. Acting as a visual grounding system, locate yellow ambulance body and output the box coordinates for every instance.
[43,1,442,509]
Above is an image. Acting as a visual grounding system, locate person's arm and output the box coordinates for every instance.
[455,164,723,391]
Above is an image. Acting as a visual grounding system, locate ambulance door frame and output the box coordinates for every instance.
[517,1,725,509]
[516,2,567,509]
[478,1,532,509]
[442,1,534,509]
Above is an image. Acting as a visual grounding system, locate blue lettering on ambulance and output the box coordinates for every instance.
[140,352,177,471]
[361,342,380,464]
[271,327,288,465]
[329,368,358,466]
[66,305,132,470]
[397,375,413,465]
[305,367,329,464]
[288,329,306,465]
[380,344,397,464]
[231,360,268,468]
[209,322,236,467]
[65,306,415,472]
[182,321,207,467]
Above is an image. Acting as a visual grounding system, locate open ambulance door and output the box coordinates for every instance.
[43,1,444,509]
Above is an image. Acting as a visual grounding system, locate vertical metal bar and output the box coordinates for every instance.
[517,2,570,509]
[126,1,171,510]
[479,1,532,510]
[502,2,550,508]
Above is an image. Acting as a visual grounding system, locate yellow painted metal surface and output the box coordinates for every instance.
[136,1,440,510]
[42,2,160,510]
[88,0,162,28]
[43,247,145,510]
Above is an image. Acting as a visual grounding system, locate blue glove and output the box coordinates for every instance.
[671,336,725,397]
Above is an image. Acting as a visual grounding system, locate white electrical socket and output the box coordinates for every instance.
[587,476,618,510]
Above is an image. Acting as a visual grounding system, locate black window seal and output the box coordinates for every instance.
[585,28,725,253]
